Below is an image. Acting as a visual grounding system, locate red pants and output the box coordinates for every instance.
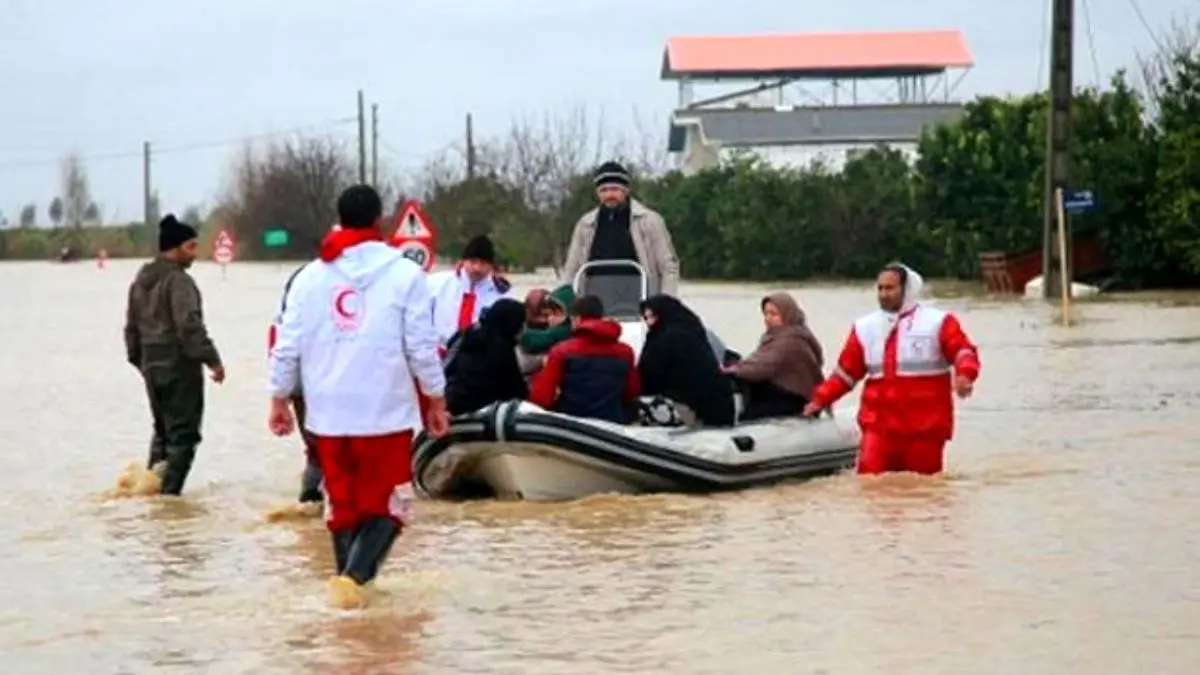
[313,431,415,532]
[857,431,946,475]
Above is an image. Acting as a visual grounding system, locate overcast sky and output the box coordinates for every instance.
[0,0,1189,222]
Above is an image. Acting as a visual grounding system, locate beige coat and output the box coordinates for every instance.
[560,199,680,296]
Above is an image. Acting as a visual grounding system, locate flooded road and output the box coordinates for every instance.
[2,259,1198,674]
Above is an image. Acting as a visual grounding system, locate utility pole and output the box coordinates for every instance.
[465,112,477,180]
[142,141,152,233]
[371,103,379,187]
[1042,0,1075,299]
[357,89,367,184]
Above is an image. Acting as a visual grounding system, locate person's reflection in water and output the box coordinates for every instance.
[856,472,962,536]
[319,606,434,674]
[104,499,214,603]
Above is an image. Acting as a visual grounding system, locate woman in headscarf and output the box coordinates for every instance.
[726,292,824,421]
[637,294,736,427]
[444,298,529,415]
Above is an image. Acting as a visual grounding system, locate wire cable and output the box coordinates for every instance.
[1036,0,1051,90]
[1080,0,1103,87]
[0,117,357,170]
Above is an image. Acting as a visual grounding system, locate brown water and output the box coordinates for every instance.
[2,259,1198,674]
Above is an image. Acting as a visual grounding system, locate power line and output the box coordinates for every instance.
[0,117,357,170]
[1037,0,1051,89]
[1080,0,1103,87]
[1126,0,1166,54]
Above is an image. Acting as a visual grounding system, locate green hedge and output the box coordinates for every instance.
[420,58,1198,287]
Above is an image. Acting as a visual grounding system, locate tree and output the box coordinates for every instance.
[18,203,36,228]
[412,106,642,270]
[83,202,101,225]
[1137,17,1200,120]
[180,204,204,227]
[1148,44,1200,276]
[48,197,63,226]
[59,153,92,228]
[217,136,356,257]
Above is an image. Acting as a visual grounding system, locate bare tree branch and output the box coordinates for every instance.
[59,153,92,228]
[1136,14,1200,120]
[217,136,355,255]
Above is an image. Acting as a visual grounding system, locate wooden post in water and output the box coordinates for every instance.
[1054,188,1071,325]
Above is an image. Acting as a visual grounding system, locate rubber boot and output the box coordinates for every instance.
[146,436,167,471]
[159,445,196,496]
[331,530,354,575]
[343,517,401,586]
[298,459,323,503]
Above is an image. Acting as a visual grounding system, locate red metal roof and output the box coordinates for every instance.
[661,29,973,79]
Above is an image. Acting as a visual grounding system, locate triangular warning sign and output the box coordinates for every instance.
[390,200,434,240]
[214,229,235,248]
[397,213,430,238]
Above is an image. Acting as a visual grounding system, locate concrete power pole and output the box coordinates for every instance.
[371,103,379,187]
[142,141,152,232]
[1041,0,1075,299]
[357,89,367,184]
[465,113,477,181]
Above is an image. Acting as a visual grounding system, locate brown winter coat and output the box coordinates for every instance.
[733,292,824,398]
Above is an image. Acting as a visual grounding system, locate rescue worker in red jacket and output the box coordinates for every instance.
[802,263,980,475]
[528,295,640,424]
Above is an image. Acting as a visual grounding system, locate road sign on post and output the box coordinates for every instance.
[388,199,438,271]
[263,228,290,248]
[212,229,235,277]
[1063,189,1096,215]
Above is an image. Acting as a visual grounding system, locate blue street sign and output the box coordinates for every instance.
[1063,189,1096,214]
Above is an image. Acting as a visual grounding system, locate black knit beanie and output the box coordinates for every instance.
[461,234,495,263]
[158,214,198,252]
[594,161,630,189]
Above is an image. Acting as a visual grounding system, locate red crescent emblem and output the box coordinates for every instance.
[334,288,356,318]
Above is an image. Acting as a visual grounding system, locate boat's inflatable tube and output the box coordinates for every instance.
[412,399,860,501]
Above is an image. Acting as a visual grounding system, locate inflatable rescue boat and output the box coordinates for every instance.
[412,259,859,501]
[412,399,860,501]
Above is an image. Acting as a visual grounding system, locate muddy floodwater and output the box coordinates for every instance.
[1,259,1198,674]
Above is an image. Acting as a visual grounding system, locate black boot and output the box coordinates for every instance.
[298,459,323,503]
[160,445,196,496]
[331,530,355,574]
[343,517,400,585]
[146,436,167,470]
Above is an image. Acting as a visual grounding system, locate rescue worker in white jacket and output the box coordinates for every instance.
[267,184,449,609]
[427,234,513,349]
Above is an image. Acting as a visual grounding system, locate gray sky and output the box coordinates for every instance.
[0,0,1189,222]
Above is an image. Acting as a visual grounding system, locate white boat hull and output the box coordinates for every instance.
[420,442,675,501]
[413,401,860,502]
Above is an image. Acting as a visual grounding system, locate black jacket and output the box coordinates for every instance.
[636,295,736,426]
[444,298,529,416]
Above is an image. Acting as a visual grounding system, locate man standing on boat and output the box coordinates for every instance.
[560,161,680,311]
[427,234,513,349]
[802,263,980,475]
[268,184,449,609]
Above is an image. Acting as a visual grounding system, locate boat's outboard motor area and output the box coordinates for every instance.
[572,259,649,357]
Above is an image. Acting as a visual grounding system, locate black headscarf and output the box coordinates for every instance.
[474,298,525,342]
[639,294,705,336]
[636,294,735,426]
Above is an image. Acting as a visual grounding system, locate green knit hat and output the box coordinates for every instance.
[546,283,575,310]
